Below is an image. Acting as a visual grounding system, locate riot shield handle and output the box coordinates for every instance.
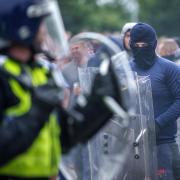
[103,96,129,127]
[133,129,147,159]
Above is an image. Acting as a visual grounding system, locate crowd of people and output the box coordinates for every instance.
[0,0,179,180]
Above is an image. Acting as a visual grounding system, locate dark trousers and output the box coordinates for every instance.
[157,142,180,180]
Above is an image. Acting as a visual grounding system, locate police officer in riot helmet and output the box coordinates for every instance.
[0,0,123,179]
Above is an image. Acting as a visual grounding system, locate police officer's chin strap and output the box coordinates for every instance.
[59,59,128,153]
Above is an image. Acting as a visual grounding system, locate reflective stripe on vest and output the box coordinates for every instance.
[0,58,61,177]
[5,79,31,116]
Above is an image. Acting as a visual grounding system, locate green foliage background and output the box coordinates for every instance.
[58,0,130,34]
[138,0,180,36]
[58,0,180,37]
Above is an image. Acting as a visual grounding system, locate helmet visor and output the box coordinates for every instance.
[34,0,69,60]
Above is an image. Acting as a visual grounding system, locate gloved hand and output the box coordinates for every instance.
[90,60,122,106]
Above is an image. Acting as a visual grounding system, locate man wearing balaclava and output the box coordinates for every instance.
[130,23,180,180]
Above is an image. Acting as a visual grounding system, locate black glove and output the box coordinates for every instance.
[91,61,123,106]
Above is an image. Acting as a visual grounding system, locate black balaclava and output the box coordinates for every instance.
[130,23,157,69]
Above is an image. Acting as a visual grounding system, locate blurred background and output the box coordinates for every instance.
[58,0,180,37]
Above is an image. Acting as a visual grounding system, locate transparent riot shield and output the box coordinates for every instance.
[177,118,180,149]
[59,32,141,180]
[60,73,158,180]
[125,75,158,180]
[79,75,157,180]
[78,67,99,94]
[59,67,99,180]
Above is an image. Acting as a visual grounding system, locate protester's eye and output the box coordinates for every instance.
[134,43,149,48]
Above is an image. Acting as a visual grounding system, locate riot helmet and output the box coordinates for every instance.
[0,0,69,59]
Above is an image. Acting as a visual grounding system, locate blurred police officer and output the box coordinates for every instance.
[0,0,123,179]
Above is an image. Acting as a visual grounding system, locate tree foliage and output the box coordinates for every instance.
[138,0,180,36]
[58,0,131,34]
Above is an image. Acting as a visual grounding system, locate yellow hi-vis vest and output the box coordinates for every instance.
[0,58,61,177]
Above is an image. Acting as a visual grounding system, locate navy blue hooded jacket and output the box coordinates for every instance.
[130,23,180,144]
